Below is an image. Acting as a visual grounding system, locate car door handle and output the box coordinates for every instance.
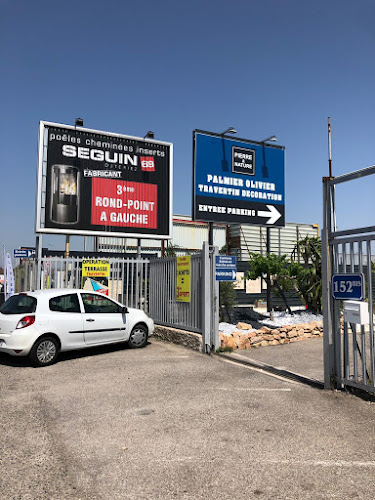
[86,318,95,322]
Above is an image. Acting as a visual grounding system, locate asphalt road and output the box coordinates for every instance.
[1,338,375,500]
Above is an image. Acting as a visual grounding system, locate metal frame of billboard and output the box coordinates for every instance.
[36,121,173,239]
[192,129,285,227]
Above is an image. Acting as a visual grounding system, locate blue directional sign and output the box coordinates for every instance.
[193,130,285,227]
[14,249,35,259]
[215,256,237,281]
[332,273,364,301]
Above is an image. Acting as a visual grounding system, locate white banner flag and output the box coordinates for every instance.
[5,252,15,300]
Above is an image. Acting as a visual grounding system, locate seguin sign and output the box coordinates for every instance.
[36,122,173,239]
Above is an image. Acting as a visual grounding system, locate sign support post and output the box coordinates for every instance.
[211,245,220,351]
[65,235,70,258]
[36,234,42,290]
[202,242,211,353]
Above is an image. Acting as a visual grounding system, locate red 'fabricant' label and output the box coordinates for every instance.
[91,178,158,228]
[140,157,155,171]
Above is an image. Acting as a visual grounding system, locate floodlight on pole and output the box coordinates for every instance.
[144,131,155,139]
[221,127,237,135]
[261,135,277,143]
[75,118,84,127]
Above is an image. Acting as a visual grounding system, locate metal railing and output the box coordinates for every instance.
[15,256,150,311]
[15,247,220,352]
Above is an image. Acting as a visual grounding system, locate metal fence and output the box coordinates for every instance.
[332,239,375,393]
[15,256,150,311]
[14,246,220,352]
[148,254,202,333]
[323,165,375,395]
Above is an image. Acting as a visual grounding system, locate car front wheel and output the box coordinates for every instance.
[128,325,148,348]
[29,336,59,367]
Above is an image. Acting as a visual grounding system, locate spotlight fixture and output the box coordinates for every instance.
[221,127,237,135]
[75,118,84,127]
[261,135,277,143]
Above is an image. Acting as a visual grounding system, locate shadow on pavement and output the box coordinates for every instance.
[0,341,151,368]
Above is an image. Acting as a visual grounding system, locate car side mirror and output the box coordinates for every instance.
[121,306,128,314]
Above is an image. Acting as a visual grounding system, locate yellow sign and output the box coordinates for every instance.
[176,256,191,303]
[82,259,110,278]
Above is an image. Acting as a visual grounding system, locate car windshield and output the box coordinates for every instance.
[0,294,37,315]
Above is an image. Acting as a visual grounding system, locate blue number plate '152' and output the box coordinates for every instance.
[331,273,364,301]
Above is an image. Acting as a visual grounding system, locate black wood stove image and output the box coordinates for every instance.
[50,165,80,224]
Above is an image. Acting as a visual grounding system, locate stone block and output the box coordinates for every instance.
[236,322,253,330]
[222,335,237,350]
[250,336,263,344]
[262,334,274,341]
[260,326,272,333]
[238,336,251,350]
[287,329,298,338]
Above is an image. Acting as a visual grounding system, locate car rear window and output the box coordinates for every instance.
[49,294,81,313]
[0,294,37,315]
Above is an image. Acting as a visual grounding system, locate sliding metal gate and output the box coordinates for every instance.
[323,166,375,394]
[148,243,219,353]
[149,254,202,333]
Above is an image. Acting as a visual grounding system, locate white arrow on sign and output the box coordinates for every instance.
[232,270,236,280]
[257,205,282,225]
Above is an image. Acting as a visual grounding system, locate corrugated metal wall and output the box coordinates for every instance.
[97,215,227,255]
[229,222,319,261]
[228,222,320,307]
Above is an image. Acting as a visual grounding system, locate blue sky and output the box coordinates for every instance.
[1,0,375,254]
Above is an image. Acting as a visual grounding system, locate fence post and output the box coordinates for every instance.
[322,179,336,389]
[211,246,220,352]
[202,242,211,353]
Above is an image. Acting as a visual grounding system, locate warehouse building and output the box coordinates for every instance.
[98,216,319,309]
[98,215,318,259]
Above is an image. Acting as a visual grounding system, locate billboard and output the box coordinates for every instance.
[36,122,173,239]
[193,130,285,226]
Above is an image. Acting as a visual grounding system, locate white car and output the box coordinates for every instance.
[0,289,154,367]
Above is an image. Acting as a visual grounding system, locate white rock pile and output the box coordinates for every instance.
[219,320,324,350]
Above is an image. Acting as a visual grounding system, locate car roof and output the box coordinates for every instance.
[15,289,124,307]
[19,289,87,298]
